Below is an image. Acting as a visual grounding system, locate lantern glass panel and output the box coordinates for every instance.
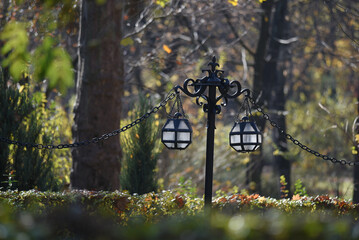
[233,124,240,132]
[164,142,175,148]
[163,131,175,141]
[164,120,175,129]
[178,143,188,149]
[233,146,241,151]
[244,145,254,151]
[230,135,241,144]
[178,132,191,141]
[243,133,257,143]
[178,121,189,130]
[244,124,255,132]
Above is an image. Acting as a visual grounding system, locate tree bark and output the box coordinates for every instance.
[266,0,291,197]
[247,0,274,194]
[71,0,123,191]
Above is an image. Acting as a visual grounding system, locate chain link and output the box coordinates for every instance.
[167,90,187,118]
[247,96,359,166]
[0,89,177,150]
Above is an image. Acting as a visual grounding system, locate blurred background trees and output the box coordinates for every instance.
[0,0,358,199]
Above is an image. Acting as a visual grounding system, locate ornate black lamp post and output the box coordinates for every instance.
[162,56,262,207]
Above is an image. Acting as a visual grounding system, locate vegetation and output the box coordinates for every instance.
[0,72,71,191]
[121,95,160,194]
[0,2,358,238]
[1,190,359,239]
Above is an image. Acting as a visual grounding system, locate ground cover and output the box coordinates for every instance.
[0,190,359,239]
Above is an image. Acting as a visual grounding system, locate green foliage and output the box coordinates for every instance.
[280,175,289,198]
[1,170,17,191]
[1,190,359,218]
[294,179,308,197]
[0,21,29,81]
[0,191,359,239]
[286,89,355,197]
[0,72,70,191]
[175,177,198,198]
[1,21,74,94]
[121,95,160,194]
[33,36,74,94]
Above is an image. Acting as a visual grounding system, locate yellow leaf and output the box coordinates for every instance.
[135,133,140,139]
[242,156,250,165]
[258,196,266,203]
[163,44,172,54]
[120,37,134,46]
[353,146,358,155]
[228,0,238,6]
[273,149,282,156]
[355,134,359,143]
[155,0,168,7]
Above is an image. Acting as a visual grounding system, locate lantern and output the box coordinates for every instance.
[161,113,192,150]
[229,117,262,152]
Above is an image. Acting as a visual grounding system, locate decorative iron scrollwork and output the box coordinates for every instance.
[176,56,250,115]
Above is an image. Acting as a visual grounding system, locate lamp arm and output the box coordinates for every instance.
[174,78,207,98]
[218,80,242,99]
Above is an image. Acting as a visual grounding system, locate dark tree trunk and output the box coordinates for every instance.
[71,0,123,191]
[265,0,291,197]
[247,0,274,194]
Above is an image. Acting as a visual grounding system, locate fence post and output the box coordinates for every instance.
[353,101,359,203]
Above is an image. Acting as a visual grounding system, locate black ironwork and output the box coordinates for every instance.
[0,89,177,150]
[1,55,356,210]
[229,116,262,152]
[174,56,251,207]
[161,113,192,150]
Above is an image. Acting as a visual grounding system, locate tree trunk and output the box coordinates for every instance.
[247,0,274,194]
[266,0,291,198]
[71,0,123,191]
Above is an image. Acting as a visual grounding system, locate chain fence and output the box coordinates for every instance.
[0,87,357,166]
[247,96,359,166]
[0,89,177,150]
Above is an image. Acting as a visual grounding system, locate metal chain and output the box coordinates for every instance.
[0,89,177,150]
[168,90,187,118]
[247,96,359,166]
[234,97,252,122]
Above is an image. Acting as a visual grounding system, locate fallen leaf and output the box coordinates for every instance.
[163,44,172,54]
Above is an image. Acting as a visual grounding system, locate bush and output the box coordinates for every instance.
[0,73,61,191]
[1,191,359,239]
[121,95,160,194]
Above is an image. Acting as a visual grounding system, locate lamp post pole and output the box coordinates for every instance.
[204,84,216,206]
[173,56,251,208]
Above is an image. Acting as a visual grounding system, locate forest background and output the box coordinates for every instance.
[0,0,358,201]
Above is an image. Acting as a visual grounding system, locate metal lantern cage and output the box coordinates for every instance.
[229,116,262,152]
[161,113,192,150]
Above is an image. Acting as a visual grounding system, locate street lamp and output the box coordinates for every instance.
[162,56,262,207]
[161,113,192,150]
[229,116,262,152]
